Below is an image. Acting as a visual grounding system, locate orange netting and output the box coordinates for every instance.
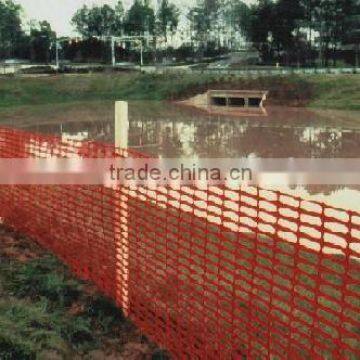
[0,127,358,359]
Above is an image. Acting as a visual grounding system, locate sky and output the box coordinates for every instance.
[16,0,255,36]
[17,1,134,36]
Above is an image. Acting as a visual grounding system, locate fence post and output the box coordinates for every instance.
[115,101,130,316]
[115,101,129,149]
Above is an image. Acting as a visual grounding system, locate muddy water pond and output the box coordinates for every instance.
[2,101,360,212]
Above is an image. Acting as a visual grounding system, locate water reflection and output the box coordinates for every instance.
[5,102,360,210]
[25,114,360,159]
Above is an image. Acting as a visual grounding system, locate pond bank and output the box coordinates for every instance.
[0,225,168,359]
[0,73,359,111]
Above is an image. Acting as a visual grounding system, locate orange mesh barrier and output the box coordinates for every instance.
[0,127,359,359]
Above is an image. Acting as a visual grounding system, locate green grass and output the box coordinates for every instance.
[308,75,360,111]
[0,73,359,111]
[0,298,73,359]
[0,256,108,359]
[0,251,160,359]
[3,256,82,307]
[0,73,215,107]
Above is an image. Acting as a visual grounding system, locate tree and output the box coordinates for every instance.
[344,9,360,66]
[247,0,313,65]
[232,0,252,37]
[187,0,221,51]
[125,0,155,36]
[30,21,56,63]
[156,0,179,43]
[247,0,276,62]
[71,2,124,37]
[312,0,359,66]
[272,0,304,63]
[221,0,251,48]
[0,0,23,58]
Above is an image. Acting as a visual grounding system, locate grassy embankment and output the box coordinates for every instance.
[0,226,167,359]
[0,73,358,117]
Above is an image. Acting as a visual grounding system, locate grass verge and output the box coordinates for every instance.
[0,225,169,359]
[0,73,359,110]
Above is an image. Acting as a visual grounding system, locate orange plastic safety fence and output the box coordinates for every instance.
[0,127,359,359]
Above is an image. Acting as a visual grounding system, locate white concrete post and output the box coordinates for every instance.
[114,101,129,316]
[115,101,129,149]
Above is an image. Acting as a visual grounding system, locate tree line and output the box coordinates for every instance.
[0,0,359,66]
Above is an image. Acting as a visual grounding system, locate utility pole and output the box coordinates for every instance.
[111,36,116,67]
[55,40,60,70]
[140,40,144,70]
